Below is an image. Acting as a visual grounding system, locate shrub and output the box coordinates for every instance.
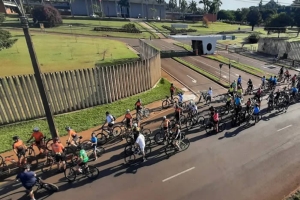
[31,5,63,28]
[248,32,260,43]
[122,23,138,31]
[161,25,197,34]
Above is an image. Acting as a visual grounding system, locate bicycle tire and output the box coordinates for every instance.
[186,119,194,131]
[64,167,76,182]
[46,139,53,151]
[25,156,38,169]
[112,126,122,137]
[142,129,151,137]
[126,135,134,144]
[164,144,176,158]
[27,147,36,157]
[124,144,133,156]
[81,140,93,151]
[179,138,190,151]
[145,137,151,147]
[85,165,99,179]
[0,163,10,175]
[197,115,205,127]
[218,122,226,133]
[173,97,179,104]
[124,152,136,165]
[143,108,150,118]
[154,131,165,145]
[96,132,107,145]
[43,182,59,192]
[41,158,54,173]
[162,100,169,109]
[96,147,105,157]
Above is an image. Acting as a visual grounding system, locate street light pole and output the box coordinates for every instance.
[17,0,58,138]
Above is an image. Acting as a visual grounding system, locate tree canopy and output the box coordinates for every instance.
[0,14,17,51]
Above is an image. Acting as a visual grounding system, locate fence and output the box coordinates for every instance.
[0,40,161,125]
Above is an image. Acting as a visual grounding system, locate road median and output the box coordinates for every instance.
[172,57,229,88]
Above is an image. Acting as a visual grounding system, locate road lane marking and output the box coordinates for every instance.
[162,167,195,182]
[277,125,292,132]
[187,75,197,83]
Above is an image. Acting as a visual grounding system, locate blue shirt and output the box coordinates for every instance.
[253,107,260,114]
[237,77,241,84]
[269,77,274,82]
[91,136,97,143]
[273,78,277,84]
[207,89,213,96]
[262,77,266,82]
[178,94,183,102]
[292,88,298,93]
[235,97,241,105]
[16,171,36,187]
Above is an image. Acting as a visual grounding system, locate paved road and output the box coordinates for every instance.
[161,58,227,96]
[142,39,187,51]
[217,51,299,76]
[3,98,300,200]
[182,56,262,89]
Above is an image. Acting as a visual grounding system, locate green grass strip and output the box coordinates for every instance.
[206,55,265,77]
[173,57,229,88]
[0,78,170,153]
[135,22,160,39]
[173,42,193,51]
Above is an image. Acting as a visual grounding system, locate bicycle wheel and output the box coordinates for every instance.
[96,132,107,145]
[164,144,176,158]
[143,108,150,118]
[145,137,151,147]
[179,138,190,151]
[85,165,99,179]
[124,151,136,165]
[96,147,105,157]
[43,182,59,193]
[41,158,54,173]
[197,116,205,127]
[142,129,151,137]
[186,119,194,131]
[173,97,179,104]
[124,144,134,156]
[154,131,165,145]
[25,156,38,169]
[218,122,226,133]
[64,166,76,182]
[112,126,122,137]
[162,100,169,109]
[81,140,92,151]
[46,139,53,151]
[0,163,10,174]
[126,135,134,144]
[27,147,36,157]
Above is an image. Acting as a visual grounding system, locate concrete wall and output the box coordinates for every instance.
[258,38,300,61]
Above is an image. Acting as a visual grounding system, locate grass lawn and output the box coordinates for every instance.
[150,21,249,35]
[2,15,152,39]
[0,30,139,76]
[0,78,170,153]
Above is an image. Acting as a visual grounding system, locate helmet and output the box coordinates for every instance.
[133,123,138,128]
[65,126,71,131]
[209,87,212,90]
[239,75,241,77]
[171,83,173,85]
[33,127,39,132]
[263,75,265,78]
[105,111,109,115]
[163,116,166,120]
[13,136,19,140]
[138,99,141,102]
[53,137,59,142]
[176,124,180,128]
[249,78,251,81]
[126,109,130,113]
[22,164,31,170]
[274,76,277,78]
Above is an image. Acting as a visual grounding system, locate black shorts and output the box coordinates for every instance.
[91,144,97,151]
[35,140,41,146]
[175,114,180,121]
[72,135,78,142]
[24,183,35,191]
[213,120,219,124]
[78,162,86,167]
[126,119,131,128]
[17,149,26,158]
[108,123,114,128]
[55,154,65,162]
[163,127,168,131]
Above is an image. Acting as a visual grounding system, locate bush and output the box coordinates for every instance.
[122,23,138,31]
[248,32,260,43]
[161,25,197,34]
[31,5,63,28]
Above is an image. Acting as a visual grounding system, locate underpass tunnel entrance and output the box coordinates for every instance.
[192,40,204,56]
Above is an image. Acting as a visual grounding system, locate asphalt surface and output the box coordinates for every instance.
[182,56,262,89]
[142,39,187,51]
[217,51,299,76]
[161,58,227,96]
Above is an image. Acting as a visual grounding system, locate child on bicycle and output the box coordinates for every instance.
[91,132,98,160]
[76,145,89,173]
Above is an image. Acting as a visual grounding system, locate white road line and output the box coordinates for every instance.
[162,167,195,182]
[277,125,292,132]
[187,75,197,83]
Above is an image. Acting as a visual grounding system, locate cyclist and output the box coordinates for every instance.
[261,76,266,89]
[51,137,66,172]
[66,126,79,146]
[207,87,213,105]
[285,69,290,79]
[253,104,260,123]
[247,79,253,93]
[291,86,298,99]
[102,111,115,136]
[246,98,252,113]
[16,164,37,200]
[212,109,219,133]
[132,123,141,142]
[174,104,183,124]
[122,109,133,129]
[231,80,237,91]
[291,74,297,87]
[237,75,242,88]
[91,132,98,160]
[135,131,147,162]
[268,75,274,86]
[254,87,262,101]
[228,85,234,96]
[12,136,27,165]
[161,116,170,135]
[278,66,284,80]
[170,83,176,100]
[191,101,198,116]
[274,89,281,105]
[234,95,242,118]
[226,94,233,109]
[187,100,193,115]
[172,124,182,150]
[178,92,183,107]
[236,85,243,98]
[267,91,274,109]
[76,145,89,173]
[273,76,277,88]
[27,127,44,154]
[135,99,142,119]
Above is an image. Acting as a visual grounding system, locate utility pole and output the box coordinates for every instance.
[15,0,58,138]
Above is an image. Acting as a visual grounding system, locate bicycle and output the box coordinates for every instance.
[161,96,179,109]
[27,136,49,157]
[41,150,77,173]
[125,127,152,146]
[164,133,190,158]
[34,177,59,193]
[0,154,38,175]
[198,91,211,104]
[64,162,99,182]
[95,125,122,145]
[136,107,150,120]
[124,144,151,165]
[204,115,226,134]
[245,112,262,126]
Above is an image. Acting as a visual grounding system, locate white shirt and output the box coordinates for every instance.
[135,134,145,148]
[208,89,213,96]
[106,115,114,124]
[192,105,197,112]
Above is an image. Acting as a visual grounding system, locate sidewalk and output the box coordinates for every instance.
[139,22,166,39]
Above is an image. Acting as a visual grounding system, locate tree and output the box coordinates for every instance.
[32,5,63,28]
[0,14,17,51]
[199,0,210,13]
[168,0,176,21]
[246,9,262,31]
[240,8,249,22]
[118,0,129,19]
[208,0,222,14]
[293,9,300,36]
[180,0,187,21]
[260,9,276,22]
[156,0,164,21]
[218,10,235,21]
[264,12,292,38]
[189,0,197,14]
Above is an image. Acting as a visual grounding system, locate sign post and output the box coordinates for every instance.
[229,61,231,84]
[219,63,223,80]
